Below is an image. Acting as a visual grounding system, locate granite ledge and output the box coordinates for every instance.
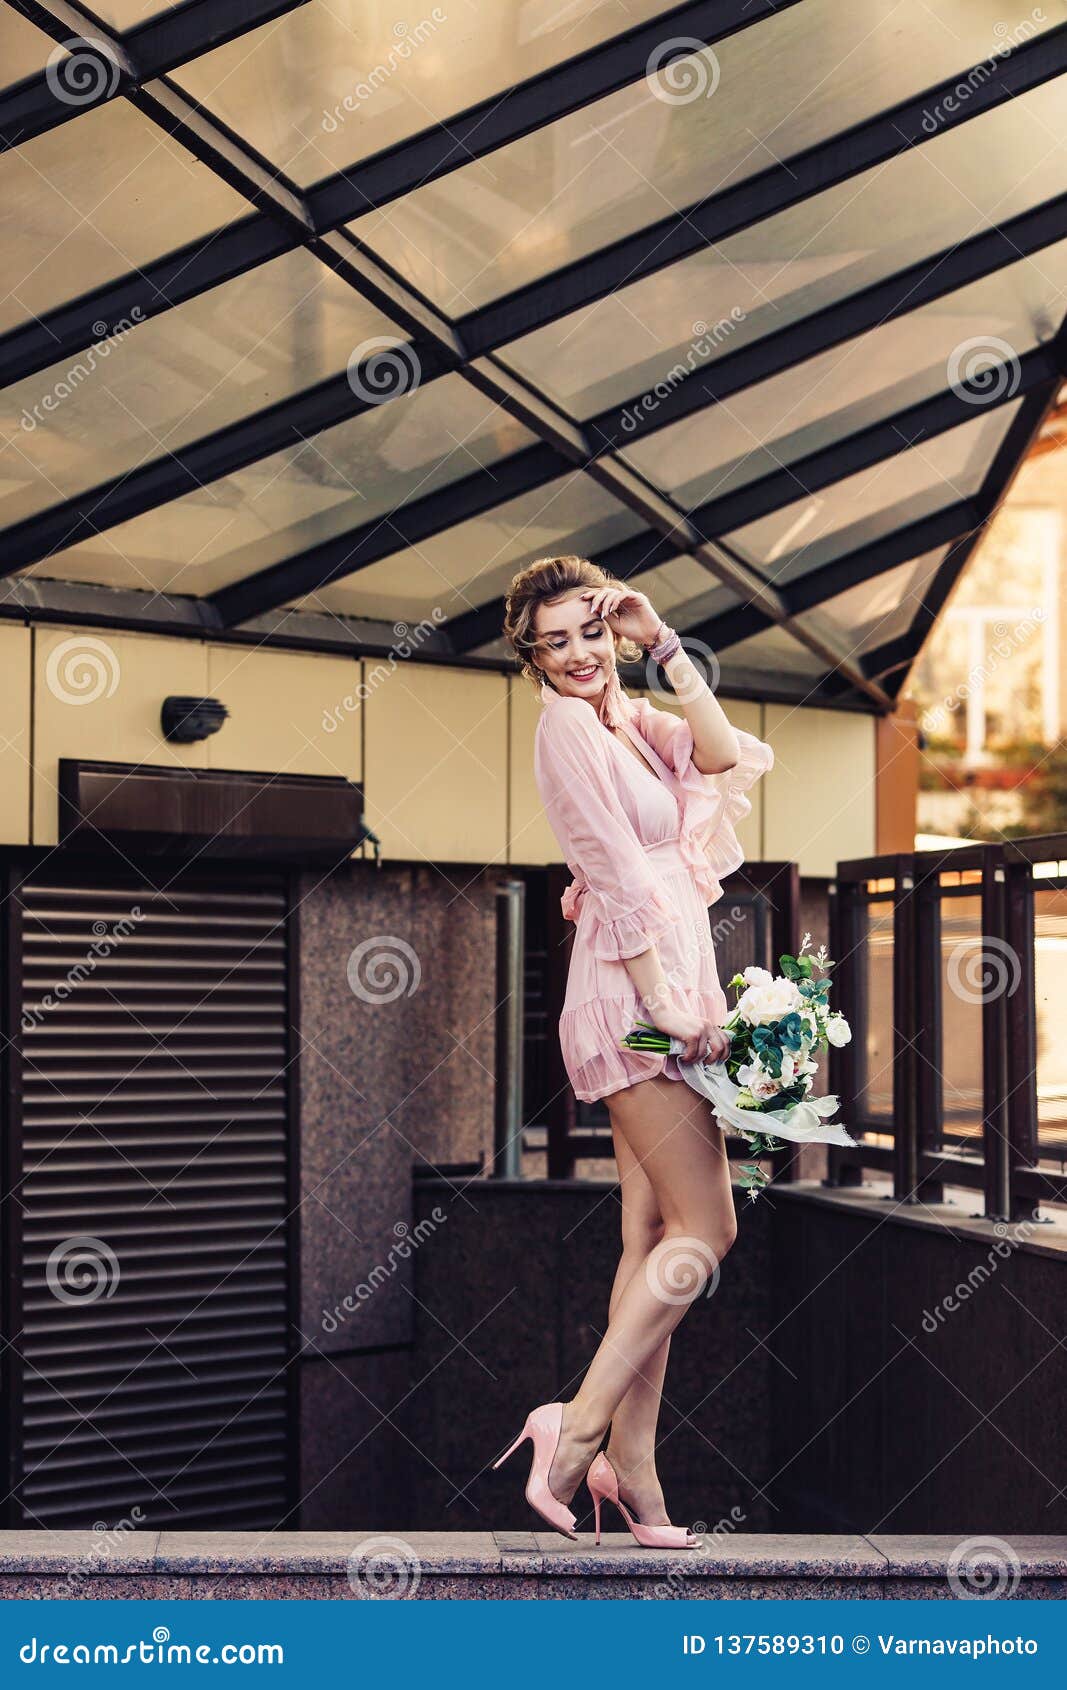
[0,1533,1063,1582]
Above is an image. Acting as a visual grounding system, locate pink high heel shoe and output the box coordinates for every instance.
[492,1402,580,1539]
[587,1451,700,1549]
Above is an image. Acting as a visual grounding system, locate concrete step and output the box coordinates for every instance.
[1,1532,1065,1599]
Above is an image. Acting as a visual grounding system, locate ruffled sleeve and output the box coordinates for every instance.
[534,697,680,961]
[632,698,774,906]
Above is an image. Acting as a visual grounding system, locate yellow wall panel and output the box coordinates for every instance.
[33,628,209,845]
[508,674,558,865]
[364,665,508,864]
[0,624,32,844]
[206,645,362,779]
[763,702,876,876]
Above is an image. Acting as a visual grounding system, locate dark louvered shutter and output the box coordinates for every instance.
[4,865,295,1529]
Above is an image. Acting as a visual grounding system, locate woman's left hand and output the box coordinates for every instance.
[580,585,661,648]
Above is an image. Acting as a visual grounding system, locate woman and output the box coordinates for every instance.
[495,554,774,1548]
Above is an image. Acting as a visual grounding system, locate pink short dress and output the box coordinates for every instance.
[533,678,775,1104]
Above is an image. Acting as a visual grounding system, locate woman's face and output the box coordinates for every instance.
[532,590,616,702]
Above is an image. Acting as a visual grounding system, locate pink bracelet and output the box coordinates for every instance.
[646,621,682,663]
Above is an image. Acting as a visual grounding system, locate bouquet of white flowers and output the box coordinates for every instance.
[620,934,856,1200]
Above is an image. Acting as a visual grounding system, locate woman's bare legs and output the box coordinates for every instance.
[548,1073,737,1505]
[599,1122,672,1524]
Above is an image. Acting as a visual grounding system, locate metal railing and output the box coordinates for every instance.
[827,834,1067,1220]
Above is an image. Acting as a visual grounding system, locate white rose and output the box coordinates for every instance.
[741,965,773,987]
[735,978,803,1024]
[826,1015,852,1048]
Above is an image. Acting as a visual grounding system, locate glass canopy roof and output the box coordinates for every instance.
[1,0,1065,711]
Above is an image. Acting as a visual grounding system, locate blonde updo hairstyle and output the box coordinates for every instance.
[503,555,643,694]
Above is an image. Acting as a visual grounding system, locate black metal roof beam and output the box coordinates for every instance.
[690,340,1062,540]
[0,145,473,574]
[0,345,457,570]
[444,349,1042,658]
[304,0,803,226]
[206,441,569,629]
[0,574,867,708]
[586,194,1067,456]
[212,344,889,704]
[458,24,1067,356]
[0,215,297,390]
[677,500,981,656]
[0,0,799,385]
[6,255,1053,636]
[13,137,1055,583]
[206,348,785,624]
[7,9,1058,401]
[447,360,892,705]
[0,0,309,147]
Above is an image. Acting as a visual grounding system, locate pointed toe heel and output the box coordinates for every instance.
[493,1401,579,1540]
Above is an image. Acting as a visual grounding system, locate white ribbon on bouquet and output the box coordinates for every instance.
[665,1046,858,1147]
